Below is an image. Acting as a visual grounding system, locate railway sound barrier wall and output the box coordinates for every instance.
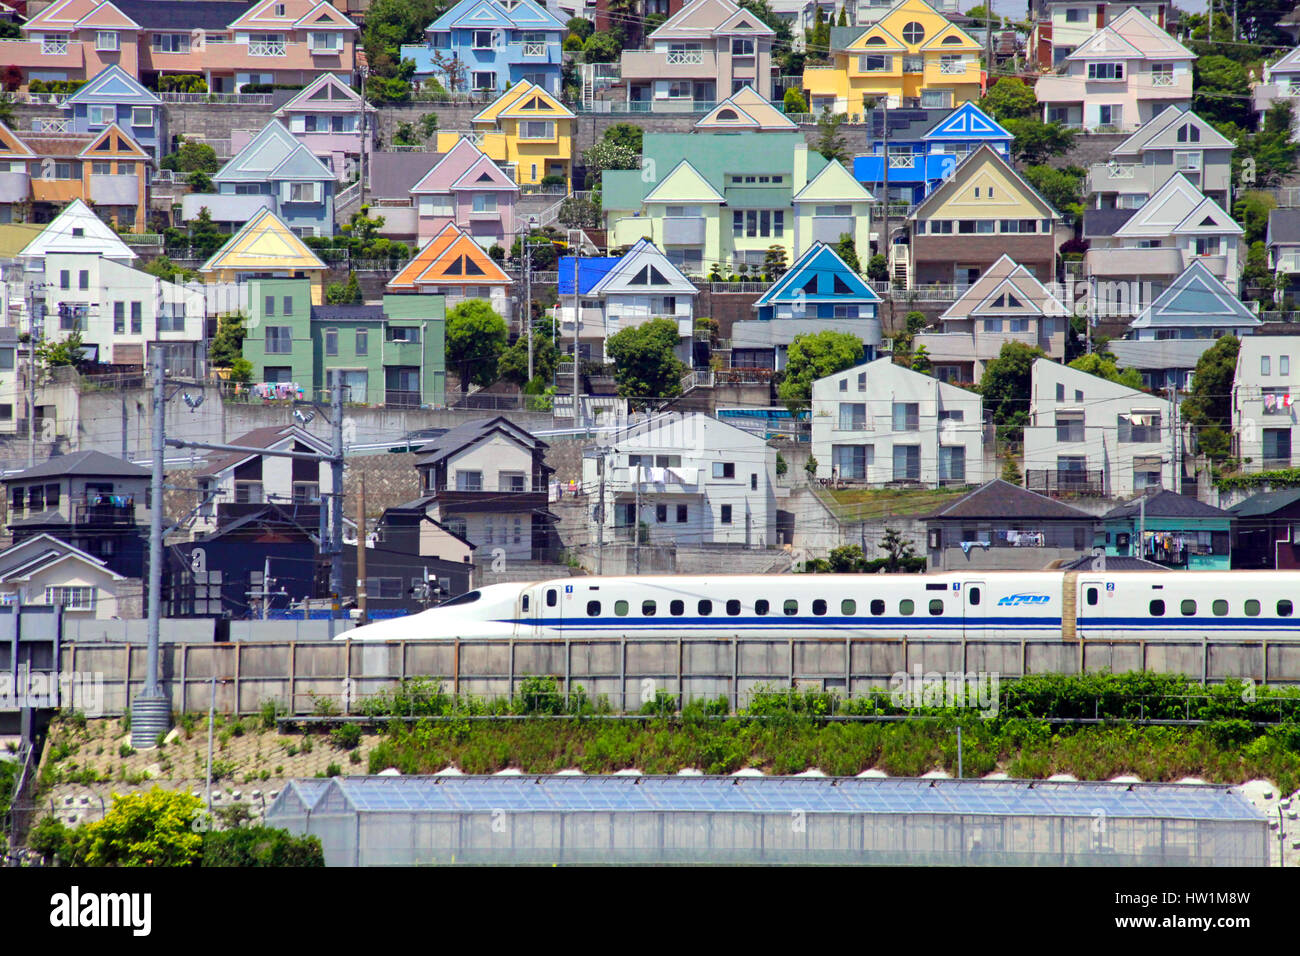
[39,637,1300,717]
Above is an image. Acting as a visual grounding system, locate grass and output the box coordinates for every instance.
[818,485,971,522]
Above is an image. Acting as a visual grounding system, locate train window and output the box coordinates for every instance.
[522,595,529,612]
[1086,587,1098,607]
[871,599,885,616]
[546,589,557,608]
[842,599,856,615]
[587,600,601,616]
[1280,600,1294,617]
[1213,600,1229,616]
[812,599,827,616]
[642,600,657,616]
[698,600,712,615]
[726,599,742,616]
[1246,600,1261,617]
[929,599,944,616]
[670,600,684,616]
[899,599,914,616]
[969,587,980,606]
[615,600,629,616]
[783,599,798,616]
[1149,600,1165,616]
[1180,599,1196,616]
[755,599,769,615]
[440,590,481,607]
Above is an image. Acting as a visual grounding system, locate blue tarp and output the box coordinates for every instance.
[557,257,620,295]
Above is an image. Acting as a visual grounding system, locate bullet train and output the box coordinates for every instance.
[341,570,1300,641]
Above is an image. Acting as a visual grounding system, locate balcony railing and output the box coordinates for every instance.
[74,496,137,526]
[42,39,68,55]
[1149,72,1175,87]
[939,60,967,74]
[248,41,287,56]
[1025,470,1106,497]
[1262,457,1293,470]
[522,42,546,57]
[385,389,422,408]
[666,49,704,65]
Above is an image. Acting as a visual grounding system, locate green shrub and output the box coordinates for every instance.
[330,723,363,750]
[259,699,286,731]
[118,743,136,758]
[201,826,324,866]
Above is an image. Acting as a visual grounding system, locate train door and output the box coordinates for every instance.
[1078,580,1103,640]
[964,580,985,639]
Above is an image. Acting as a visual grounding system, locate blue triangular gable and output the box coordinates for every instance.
[923,102,1011,142]
[63,65,161,107]
[756,245,881,305]
[558,257,620,295]
[434,0,515,29]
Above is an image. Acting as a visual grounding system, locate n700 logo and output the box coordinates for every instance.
[997,594,1051,607]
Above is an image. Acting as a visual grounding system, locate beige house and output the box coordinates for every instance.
[0,534,136,619]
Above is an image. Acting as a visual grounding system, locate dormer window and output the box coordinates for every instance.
[274,2,286,15]
[1176,122,1200,143]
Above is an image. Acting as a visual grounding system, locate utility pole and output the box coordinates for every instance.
[524,228,533,381]
[356,474,367,625]
[634,462,641,575]
[1168,383,1179,494]
[261,556,271,620]
[131,349,170,749]
[329,369,344,620]
[596,451,606,575]
[358,64,369,208]
[26,279,44,468]
[1086,274,1095,355]
[571,232,581,428]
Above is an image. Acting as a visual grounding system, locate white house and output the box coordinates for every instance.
[1233,336,1300,472]
[809,357,988,487]
[1024,357,1174,497]
[581,412,777,547]
[0,533,135,619]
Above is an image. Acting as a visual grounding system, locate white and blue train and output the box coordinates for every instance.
[342,570,1300,641]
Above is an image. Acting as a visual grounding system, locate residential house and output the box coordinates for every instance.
[851,0,961,24]
[1,450,152,577]
[434,79,574,187]
[594,0,684,43]
[341,539,475,617]
[199,206,330,305]
[1099,489,1231,569]
[408,417,557,562]
[801,0,983,114]
[1233,335,1300,472]
[43,64,166,161]
[386,221,513,321]
[923,478,1100,571]
[852,101,1013,205]
[556,238,698,364]
[1252,45,1300,126]
[897,144,1060,288]
[1029,0,1175,67]
[1034,8,1192,132]
[365,151,435,242]
[915,254,1069,386]
[1267,208,1300,299]
[603,129,872,273]
[809,356,988,486]
[187,424,337,542]
[737,242,882,370]
[1083,174,1242,317]
[240,277,447,406]
[372,503,476,567]
[0,328,20,436]
[581,412,778,546]
[1107,337,1220,393]
[400,0,566,96]
[181,120,335,237]
[1085,106,1234,210]
[0,534,134,618]
[9,0,359,93]
[692,85,798,132]
[1023,357,1173,498]
[1226,488,1300,569]
[231,73,376,182]
[0,120,152,232]
[619,0,775,111]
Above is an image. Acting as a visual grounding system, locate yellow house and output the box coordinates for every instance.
[802,0,983,114]
[435,80,575,188]
[199,207,329,306]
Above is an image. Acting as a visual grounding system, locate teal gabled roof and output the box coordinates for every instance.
[429,0,563,31]
[923,101,1009,142]
[1130,260,1260,329]
[214,120,334,184]
[755,243,881,306]
[61,64,161,108]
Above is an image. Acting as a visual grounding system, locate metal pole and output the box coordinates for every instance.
[206,674,215,817]
[356,474,367,625]
[634,463,641,575]
[261,556,270,621]
[572,240,580,427]
[596,451,605,575]
[525,230,534,382]
[330,369,344,618]
[131,349,170,748]
[956,724,963,779]
[358,65,368,208]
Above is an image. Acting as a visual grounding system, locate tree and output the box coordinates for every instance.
[1024,164,1084,219]
[814,108,850,164]
[1001,455,1022,484]
[582,30,622,63]
[557,194,600,228]
[910,343,932,374]
[186,170,214,193]
[763,244,788,280]
[77,788,203,867]
[0,91,13,130]
[880,527,917,572]
[892,310,926,361]
[210,312,252,384]
[965,4,1006,29]
[418,112,439,138]
[837,5,847,26]
[582,138,639,187]
[783,87,807,114]
[1243,104,1299,189]
[778,330,864,415]
[201,826,325,866]
[169,140,219,173]
[602,122,644,154]
[866,253,888,281]
[806,6,830,62]
[37,332,88,369]
[604,317,687,401]
[325,272,362,305]
[446,299,508,392]
[836,233,862,273]
[1067,352,1143,390]
[979,77,1038,121]
[980,341,1045,443]
[1193,56,1252,129]
[498,317,560,387]
[1181,335,1240,433]
[188,206,227,259]
[142,256,196,283]
[1233,190,1277,246]
[567,16,594,41]
[1003,118,1075,164]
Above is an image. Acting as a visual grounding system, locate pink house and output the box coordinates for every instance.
[231,73,375,181]
[409,138,518,248]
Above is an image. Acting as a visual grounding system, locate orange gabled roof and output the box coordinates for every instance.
[74,1,141,29]
[78,123,149,160]
[0,122,36,159]
[293,0,356,29]
[387,223,512,291]
[24,0,96,31]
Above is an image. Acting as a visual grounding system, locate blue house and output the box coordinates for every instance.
[53,65,166,161]
[400,0,565,96]
[852,102,1012,206]
[179,121,336,238]
[735,243,882,370]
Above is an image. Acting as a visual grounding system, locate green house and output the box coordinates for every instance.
[1100,490,1233,570]
[243,278,446,407]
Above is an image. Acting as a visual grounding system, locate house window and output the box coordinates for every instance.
[892,445,920,481]
[88,105,112,126]
[114,302,125,334]
[838,403,866,430]
[92,161,112,175]
[1056,411,1085,442]
[732,37,754,56]
[309,31,342,52]
[293,482,320,503]
[891,402,918,432]
[152,33,192,53]
[355,329,368,356]
[131,107,153,127]
[1176,122,1201,143]
[1098,104,1122,127]
[265,326,293,354]
[859,54,892,72]
[1263,355,1272,376]
[720,504,732,524]
[456,471,483,491]
[235,481,264,504]
[324,329,338,356]
[712,462,736,479]
[519,121,554,140]
[500,472,526,492]
[1133,456,1162,490]
[131,301,142,334]
[386,326,420,343]
[45,586,95,611]
[471,193,499,213]
[939,446,965,483]
[288,182,318,203]
[472,72,495,92]
[473,30,495,49]
[1193,236,1221,257]
[1088,62,1124,80]
[902,21,925,43]
[96,31,119,51]
[1065,7,1087,21]
[676,504,687,523]
[833,444,870,480]
[1283,356,1292,376]
[731,210,784,238]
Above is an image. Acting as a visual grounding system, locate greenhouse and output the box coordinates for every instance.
[264,775,1269,867]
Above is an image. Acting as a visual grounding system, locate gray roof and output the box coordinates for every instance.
[829,25,866,51]
[1103,489,1232,521]
[115,0,254,30]
[1225,488,1300,517]
[414,416,545,468]
[7,450,149,481]
[310,305,385,322]
[1268,208,1300,245]
[1107,338,1214,371]
[927,479,1095,521]
[368,152,441,200]
[1057,554,1170,571]
[269,774,1263,822]
[1083,207,1138,238]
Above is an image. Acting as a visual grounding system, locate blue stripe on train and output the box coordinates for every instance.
[493,615,1063,629]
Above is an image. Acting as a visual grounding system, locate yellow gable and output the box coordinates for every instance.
[875,0,969,52]
[918,149,1054,220]
[200,208,327,274]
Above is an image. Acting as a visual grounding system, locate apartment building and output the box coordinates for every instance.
[1233,335,1300,472]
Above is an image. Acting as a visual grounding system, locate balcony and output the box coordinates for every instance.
[74,495,137,526]
[522,42,547,57]
[248,41,287,56]
[1025,470,1106,497]
[1150,72,1175,87]
[89,174,139,205]
[663,216,705,245]
[608,464,701,494]
[621,49,717,80]
[1085,162,1154,196]
[385,389,422,408]
[665,49,704,65]
[42,39,69,55]
[812,216,854,244]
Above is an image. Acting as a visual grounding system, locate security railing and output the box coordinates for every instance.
[666,49,704,65]
[248,40,287,56]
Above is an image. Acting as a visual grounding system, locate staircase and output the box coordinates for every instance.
[335,179,362,225]
[888,243,911,289]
